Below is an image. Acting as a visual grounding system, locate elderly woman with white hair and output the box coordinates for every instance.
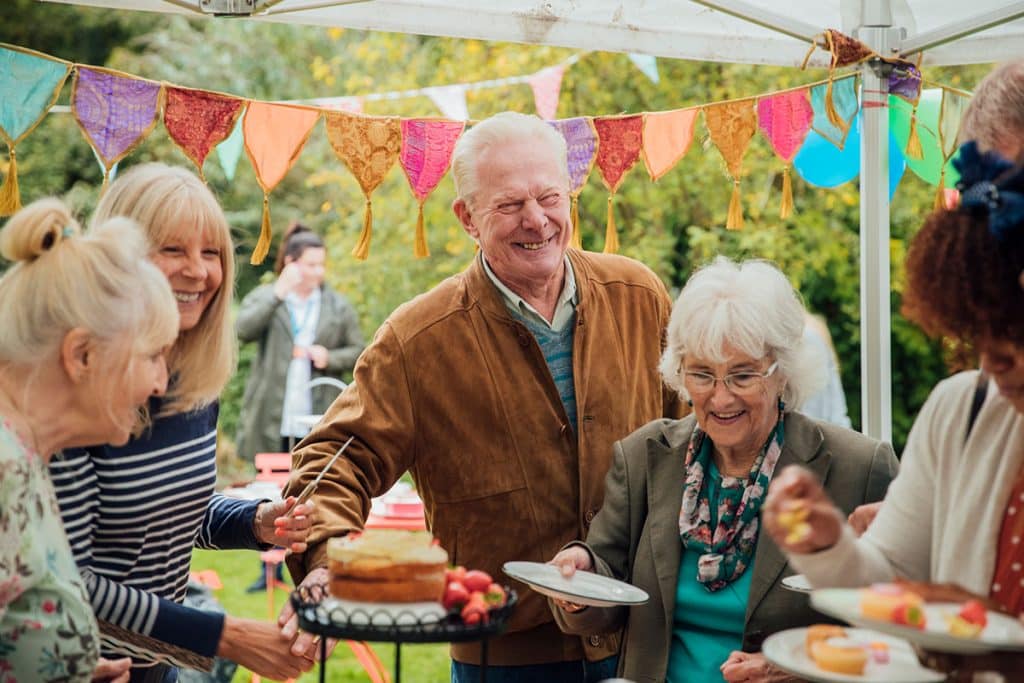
[549,256,898,683]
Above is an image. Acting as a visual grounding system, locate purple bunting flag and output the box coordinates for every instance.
[73,66,162,172]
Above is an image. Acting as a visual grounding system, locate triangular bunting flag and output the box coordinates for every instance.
[549,117,598,249]
[400,118,465,258]
[72,66,162,189]
[425,85,469,122]
[642,108,698,182]
[529,65,566,120]
[705,99,757,229]
[889,61,923,105]
[758,89,814,218]
[216,113,245,183]
[628,54,660,85]
[242,101,321,264]
[325,112,402,260]
[164,86,244,180]
[593,115,643,253]
[934,89,970,209]
[811,77,858,149]
[0,45,71,215]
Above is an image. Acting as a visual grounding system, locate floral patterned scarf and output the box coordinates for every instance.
[678,413,785,591]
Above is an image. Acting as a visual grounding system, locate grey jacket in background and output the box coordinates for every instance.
[235,283,365,460]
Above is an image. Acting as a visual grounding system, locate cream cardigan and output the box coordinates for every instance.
[792,370,1024,596]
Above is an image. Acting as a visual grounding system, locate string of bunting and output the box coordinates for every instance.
[0,40,971,263]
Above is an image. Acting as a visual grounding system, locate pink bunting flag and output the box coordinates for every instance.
[529,65,566,120]
[72,66,162,187]
[758,89,814,218]
[400,118,465,258]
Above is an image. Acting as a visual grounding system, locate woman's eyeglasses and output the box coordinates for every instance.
[682,361,779,395]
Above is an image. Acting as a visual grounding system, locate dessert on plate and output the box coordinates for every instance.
[327,529,448,602]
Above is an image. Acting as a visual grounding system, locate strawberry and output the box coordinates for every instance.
[446,565,467,584]
[484,583,507,608]
[442,581,470,611]
[892,603,926,629]
[461,593,489,625]
[958,600,988,628]
[463,569,493,593]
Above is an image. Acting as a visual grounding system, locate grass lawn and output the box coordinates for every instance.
[191,548,451,682]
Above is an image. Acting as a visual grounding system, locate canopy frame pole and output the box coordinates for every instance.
[688,0,821,43]
[901,3,1024,56]
[856,0,898,443]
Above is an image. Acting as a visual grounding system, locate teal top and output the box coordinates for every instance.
[667,455,755,683]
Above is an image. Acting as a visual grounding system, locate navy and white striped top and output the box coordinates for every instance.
[50,398,265,664]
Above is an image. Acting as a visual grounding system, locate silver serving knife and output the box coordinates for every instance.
[288,435,355,516]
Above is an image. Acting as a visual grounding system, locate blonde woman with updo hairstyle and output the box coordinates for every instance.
[49,164,313,682]
[0,198,178,682]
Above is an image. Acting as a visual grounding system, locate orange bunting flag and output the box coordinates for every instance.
[242,101,321,265]
[642,108,698,182]
[757,90,813,219]
[164,87,244,180]
[400,118,465,259]
[593,115,643,253]
[325,112,402,260]
[705,99,757,230]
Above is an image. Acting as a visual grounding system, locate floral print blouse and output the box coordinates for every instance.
[0,419,99,682]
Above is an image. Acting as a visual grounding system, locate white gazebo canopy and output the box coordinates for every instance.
[39,0,1024,443]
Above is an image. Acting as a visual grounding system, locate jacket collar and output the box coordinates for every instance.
[465,249,589,321]
[644,412,830,629]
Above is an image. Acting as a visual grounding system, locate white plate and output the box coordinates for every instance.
[763,627,945,683]
[311,597,446,626]
[502,561,649,607]
[782,573,813,593]
[811,588,1024,655]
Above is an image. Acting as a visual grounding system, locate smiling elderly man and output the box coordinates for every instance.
[280,111,683,683]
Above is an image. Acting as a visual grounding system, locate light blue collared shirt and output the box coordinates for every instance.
[482,255,578,332]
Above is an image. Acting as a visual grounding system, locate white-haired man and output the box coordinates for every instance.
[281,111,683,682]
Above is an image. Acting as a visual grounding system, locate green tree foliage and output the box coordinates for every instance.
[1,6,994,451]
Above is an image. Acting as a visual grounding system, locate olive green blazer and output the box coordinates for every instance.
[553,411,898,683]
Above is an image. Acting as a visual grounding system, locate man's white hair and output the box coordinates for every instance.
[451,111,569,208]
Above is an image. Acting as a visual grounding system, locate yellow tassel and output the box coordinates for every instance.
[250,195,272,265]
[824,78,847,135]
[413,203,429,258]
[0,148,21,217]
[933,169,946,211]
[351,198,373,261]
[779,166,794,219]
[726,180,744,230]
[603,194,619,254]
[99,170,110,197]
[570,195,582,250]
[905,113,924,160]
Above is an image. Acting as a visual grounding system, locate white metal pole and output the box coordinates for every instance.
[856,0,897,443]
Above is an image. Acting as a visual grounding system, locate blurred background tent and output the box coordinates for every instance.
[38,0,1024,442]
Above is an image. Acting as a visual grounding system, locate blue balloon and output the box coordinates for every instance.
[888,131,906,200]
[794,113,862,188]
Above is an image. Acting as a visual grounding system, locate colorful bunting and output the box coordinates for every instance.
[889,61,922,105]
[934,89,969,209]
[529,65,566,120]
[325,112,402,260]
[400,119,465,258]
[0,45,71,215]
[705,99,757,229]
[593,115,643,253]
[642,108,698,182]
[242,102,321,264]
[758,89,814,218]
[72,66,162,189]
[549,117,598,248]
[424,85,469,122]
[811,76,858,149]
[216,115,245,183]
[164,87,244,180]
[628,54,660,85]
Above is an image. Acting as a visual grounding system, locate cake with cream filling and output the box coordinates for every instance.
[327,529,449,603]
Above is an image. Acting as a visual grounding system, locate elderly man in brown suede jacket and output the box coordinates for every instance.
[279,111,683,682]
